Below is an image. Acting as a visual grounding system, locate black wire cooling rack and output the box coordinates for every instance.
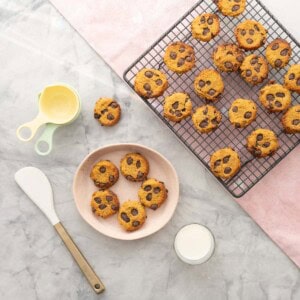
[123,0,300,198]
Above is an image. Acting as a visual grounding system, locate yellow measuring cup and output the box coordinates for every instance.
[17,84,80,142]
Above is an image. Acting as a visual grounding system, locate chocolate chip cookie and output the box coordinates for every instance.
[240,54,268,85]
[94,98,121,126]
[120,153,149,182]
[215,0,246,17]
[90,160,119,189]
[164,42,195,73]
[259,82,291,112]
[192,105,222,133]
[191,13,220,42]
[281,105,300,133]
[212,43,245,72]
[266,39,292,69]
[118,200,146,231]
[138,178,168,210]
[229,98,257,128]
[284,64,300,94]
[246,129,279,157]
[91,190,119,218]
[194,69,224,101]
[163,92,192,122]
[210,147,241,179]
[134,68,168,98]
[235,20,267,50]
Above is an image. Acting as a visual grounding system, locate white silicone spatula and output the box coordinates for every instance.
[15,167,105,294]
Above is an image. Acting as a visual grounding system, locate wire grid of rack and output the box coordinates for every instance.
[123,0,300,197]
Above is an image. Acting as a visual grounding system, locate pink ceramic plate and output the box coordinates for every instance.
[73,143,179,240]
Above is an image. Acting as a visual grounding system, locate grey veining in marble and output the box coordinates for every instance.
[0,1,299,299]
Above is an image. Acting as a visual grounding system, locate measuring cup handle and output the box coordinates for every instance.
[34,124,58,156]
[16,116,45,142]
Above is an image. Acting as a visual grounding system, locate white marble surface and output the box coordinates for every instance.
[0,1,299,299]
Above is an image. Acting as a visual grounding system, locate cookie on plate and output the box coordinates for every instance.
[235,20,267,50]
[120,153,149,182]
[138,178,168,210]
[210,147,241,179]
[90,160,119,189]
[212,43,245,72]
[246,129,279,157]
[164,42,195,73]
[229,98,257,128]
[191,13,220,42]
[91,190,119,218]
[163,92,192,122]
[284,64,300,94]
[94,98,121,126]
[134,68,168,98]
[240,54,268,85]
[281,105,300,133]
[194,69,224,101]
[118,200,146,231]
[266,39,292,69]
[214,0,247,17]
[192,105,222,133]
[259,82,291,112]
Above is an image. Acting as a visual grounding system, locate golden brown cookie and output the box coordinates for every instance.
[90,160,119,189]
[91,190,119,218]
[164,42,195,73]
[118,200,146,231]
[191,13,220,42]
[266,39,292,69]
[134,68,168,98]
[246,129,279,157]
[194,69,224,101]
[210,148,241,179]
[120,153,149,182]
[212,43,245,72]
[163,92,192,122]
[192,105,222,133]
[229,98,257,128]
[215,0,247,17]
[281,105,300,133]
[240,54,268,85]
[235,20,267,50]
[284,64,300,94]
[138,178,168,210]
[259,82,291,112]
[94,98,121,126]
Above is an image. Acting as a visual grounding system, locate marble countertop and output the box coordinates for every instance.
[0,1,299,299]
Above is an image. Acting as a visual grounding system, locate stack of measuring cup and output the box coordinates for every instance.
[16,83,81,156]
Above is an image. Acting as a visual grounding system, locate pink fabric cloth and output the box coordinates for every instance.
[50,0,300,267]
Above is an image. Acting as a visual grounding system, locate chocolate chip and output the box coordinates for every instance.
[126,175,134,181]
[211,118,218,125]
[185,56,192,62]
[200,16,206,23]
[256,133,263,141]
[132,221,140,227]
[146,193,152,201]
[94,113,100,119]
[280,49,289,56]
[92,207,96,213]
[172,101,179,109]
[289,73,295,80]
[111,205,118,211]
[144,185,152,191]
[153,187,161,194]
[297,78,300,86]
[109,175,115,182]
[225,61,233,69]
[101,109,108,114]
[137,171,144,179]
[263,142,270,148]
[251,58,258,65]
[232,106,238,112]
[252,76,258,82]
[254,66,261,73]
[237,55,244,63]
[177,58,185,67]
[203,28,210,35]
[131,209,138,216]
[198,80,205,87]
[94,197,101,204]
[247,38,253,44]
[145,71,153,78]
[207,17,213,25]
[267,94,274,101]
[276,92,285,98]
[200,120,208,128]
[224,167,232,174]
[246,70,252,77]
[232,4,240,11]
[249,29,255,35]
[275,59,282,67]
[156,79,163,86]
[150,204,158,210]
[271,43,279,50]
[208,89,216,96]
[175,110,182,117]
[203,107,208,115]
[234,0,241,2]
[99,166,106,173]
[121,212,130,222]
[254,24,260,31]
[106,195,113,202]
[127,157,133,165]
[275,101,282,107]
[241,29,246,36]
[206,80,211,85]
[143,83,151,91]
[170,51,177,59]
[136,160,141,168]
[110,102,119,108]
[227,51,233,55]
[214,159,221,168]
[223,155,230,163]
[235,123,241,128]
[254,149,262,156]
[292,119,300,125]
[179,46,185,53]
[107,113,114,120]
[244,111,252,119]
[99,204,107,210]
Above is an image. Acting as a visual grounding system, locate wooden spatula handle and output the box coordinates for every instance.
[54,222,105,294]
